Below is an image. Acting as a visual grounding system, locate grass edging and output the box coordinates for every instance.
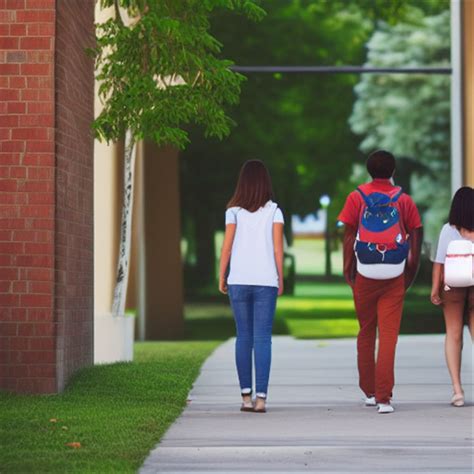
[0,340,221,473]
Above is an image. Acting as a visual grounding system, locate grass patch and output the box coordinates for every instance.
[286,318,359,339]
[290,238,343,276]
[213,233,343,277]
[276,284,358,338]
[0,341,219,473]
[192,236,443,339]
[277,297,355,319]
[184,302,289,340]
[276,282,444,338]
[183,281,444,340]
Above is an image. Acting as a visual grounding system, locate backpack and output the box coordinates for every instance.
[354,186,409,280]
[444,240,474,288]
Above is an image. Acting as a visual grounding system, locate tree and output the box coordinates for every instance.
[349,8,451,244]
[92,0,265,316]
[181,0,417,285]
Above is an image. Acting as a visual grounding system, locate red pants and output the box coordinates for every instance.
[353,273,405,403]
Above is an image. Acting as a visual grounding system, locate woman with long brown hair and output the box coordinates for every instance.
[431,186,474,407]
[219,160,285,413]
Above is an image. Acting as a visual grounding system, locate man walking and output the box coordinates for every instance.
[338,150,423,413]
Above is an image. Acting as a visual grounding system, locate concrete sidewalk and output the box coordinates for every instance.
[141,331,473,473]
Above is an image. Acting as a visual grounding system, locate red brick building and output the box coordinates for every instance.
[0,0,94,393]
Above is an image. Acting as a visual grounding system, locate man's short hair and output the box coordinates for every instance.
[366,150,396,179]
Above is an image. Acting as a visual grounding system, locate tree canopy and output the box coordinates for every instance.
[92,0,265,148]
[182,0,374,223]
[179,0,451,283]
[349,8,451,243]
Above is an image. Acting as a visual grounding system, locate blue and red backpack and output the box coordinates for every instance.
[355,186,409,265]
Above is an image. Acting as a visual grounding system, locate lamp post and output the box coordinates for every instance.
[319,194,331,278]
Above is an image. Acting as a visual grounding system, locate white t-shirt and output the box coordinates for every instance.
[434,223,468,263]
[225,200,284,287]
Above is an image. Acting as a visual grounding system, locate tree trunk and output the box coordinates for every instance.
[195,212,216,287]
[112,129,136,316]
[283,206,293,247]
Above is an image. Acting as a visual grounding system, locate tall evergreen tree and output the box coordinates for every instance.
[350,8,451,244]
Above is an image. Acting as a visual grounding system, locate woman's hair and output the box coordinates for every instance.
[449,186,474,231]
[227,160,274,212]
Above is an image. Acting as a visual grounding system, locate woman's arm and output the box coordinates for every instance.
[431,262,443,305]
[218,224,236,294]
[273,223,284,296]
[431,224,448,305]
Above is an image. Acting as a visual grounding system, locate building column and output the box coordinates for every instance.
[140,142,184,340]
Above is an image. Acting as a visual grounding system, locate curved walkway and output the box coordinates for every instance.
[141,331,473,473]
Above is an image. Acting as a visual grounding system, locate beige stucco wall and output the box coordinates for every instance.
[94,4,120,315]
[93,109,120,314]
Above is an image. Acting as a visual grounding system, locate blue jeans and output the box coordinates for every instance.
[227,285,278,398]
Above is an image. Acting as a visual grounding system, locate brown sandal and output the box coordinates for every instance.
[253,396,267,413]
[240,403,254,412]
[240,391,253,412]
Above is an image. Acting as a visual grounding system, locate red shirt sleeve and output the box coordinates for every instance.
[399,194,422,232]
[337,191,361,228]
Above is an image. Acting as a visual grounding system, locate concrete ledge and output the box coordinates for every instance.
[94,313,135,364]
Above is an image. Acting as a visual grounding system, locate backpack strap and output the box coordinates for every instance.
[390,187,403,203]
[356,187,370,206]
[356,187,383,208]
[356,186,403,205]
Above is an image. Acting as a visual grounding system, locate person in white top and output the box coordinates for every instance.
[431,186,474,407]
[219,160,284,413]
[225,201,284,287]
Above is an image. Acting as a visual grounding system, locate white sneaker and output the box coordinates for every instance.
[377,403,394,414]
[364,396,376,407]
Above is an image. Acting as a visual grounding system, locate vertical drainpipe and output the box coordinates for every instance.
[450,0,463,193]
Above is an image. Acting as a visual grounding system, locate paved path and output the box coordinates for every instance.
[141,331,473,473]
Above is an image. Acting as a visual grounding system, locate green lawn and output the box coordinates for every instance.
[290,238,343,276]
[184,300,289,340]
[277,282,357,338]
[277,282,444,339]
[214,233,343,276]
[0,341,219,473]
[197,237,444,339]
[184,281,444,340]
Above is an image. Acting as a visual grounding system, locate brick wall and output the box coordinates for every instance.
[54,0,94,391]
[0,0,94,393]
[0,0,56,393]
